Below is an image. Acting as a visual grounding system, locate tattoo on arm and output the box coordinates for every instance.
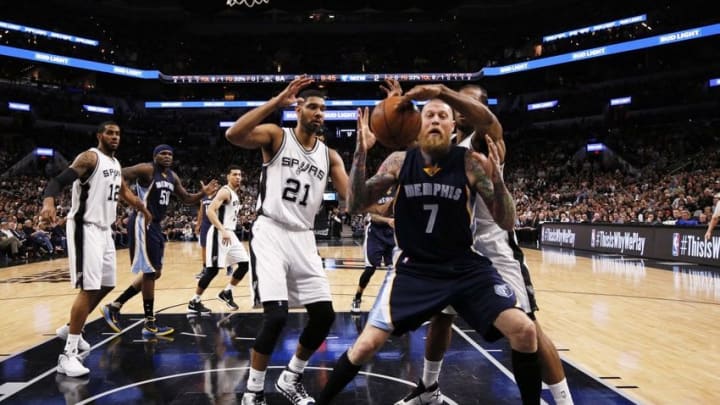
[466,153,515,230]
[348,149,368,213]
[69,151,98,179]
[348,152,402,213]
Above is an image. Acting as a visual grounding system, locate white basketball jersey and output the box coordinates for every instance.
[68,148,122,229]
[256,128,329,230]
[218,185,240,231]
[458,136,506,240]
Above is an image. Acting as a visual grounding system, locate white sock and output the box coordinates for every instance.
[548,378,574,405]
[64,333,80,355]
[111,302,122,309]
[422,358,443,387]
[192,294,202,302]
[224,284,233,292]
[247,368,266,392]
[287,355,308,374]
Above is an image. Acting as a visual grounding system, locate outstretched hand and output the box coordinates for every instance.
[356,107,376,152]
[399,84,444,105]
[275,75,314,108]
[380,78,403,98]
[483,134,503,184]
[201,179,220,196]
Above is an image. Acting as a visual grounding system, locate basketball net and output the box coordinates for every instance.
[226,0,268,7]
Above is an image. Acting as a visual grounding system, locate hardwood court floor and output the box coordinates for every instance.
[0,240,718,404]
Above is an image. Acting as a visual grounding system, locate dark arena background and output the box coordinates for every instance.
[1,0,719,404]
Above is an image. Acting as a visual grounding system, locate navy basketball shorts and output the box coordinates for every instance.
[199,224,211,248]
[368,252,520,340]
[364,224,396,268]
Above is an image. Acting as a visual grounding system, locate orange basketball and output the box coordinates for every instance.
[370,96,422,150]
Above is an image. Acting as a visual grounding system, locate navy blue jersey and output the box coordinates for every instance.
[137,166,176,223]
[394,146,472,263]
[200,196,213,229]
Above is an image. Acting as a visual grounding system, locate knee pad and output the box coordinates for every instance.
[358,266,377,289]
[232,261,249,281]
[198,267,220,289]
[299,301,335,351]
[253,301,289,355]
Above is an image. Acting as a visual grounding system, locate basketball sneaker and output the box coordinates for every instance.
[275,368,314,405]
[217,289,239,310]
[241,390,268,405]
[55,324,91,352]
[142,317,174,338]
[394,379,443,405]
[350,298,361,314]
[188,299,212,315]
[100,303,122,333]
[57,353,89,377]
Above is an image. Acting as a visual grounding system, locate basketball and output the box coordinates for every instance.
[370,96,422,150]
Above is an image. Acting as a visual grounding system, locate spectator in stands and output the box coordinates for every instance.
[645,212,661,225]
[22,219,53,256]
[49,217,67,253]
[1,220,22,261]
[675,209,699,226]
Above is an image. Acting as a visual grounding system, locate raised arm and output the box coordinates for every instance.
[173,177,219,205]
[465,135,515,231]
[225,76,313,153]
[347,107,402,214]
[402,84,505,162]
[40,150,98,223]
[121,162,154,185]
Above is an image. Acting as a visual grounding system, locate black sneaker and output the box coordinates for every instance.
[142,317,174,338]
[217,289,239,310]
[394,379,443,405]
[188,300,212,315]
[100,303,122,332]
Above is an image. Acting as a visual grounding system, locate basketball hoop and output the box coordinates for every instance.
[226,0,268,7]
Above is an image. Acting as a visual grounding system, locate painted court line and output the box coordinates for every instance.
[452,325,550,405]
[72,365,462,405]
[0,318,144,403]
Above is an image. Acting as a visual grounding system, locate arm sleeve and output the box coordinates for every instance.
[42,168,79,198]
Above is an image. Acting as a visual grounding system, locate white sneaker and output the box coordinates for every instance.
[56,325,91,352]
[241,390,268,405]
[275,369,315,405]
[57,353,89,377]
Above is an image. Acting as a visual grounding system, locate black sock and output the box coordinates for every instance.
[354,292,362,300]
[316,351,362,405]
[143,298,154,320]
[116,285,140,305]
[511,350,541,405]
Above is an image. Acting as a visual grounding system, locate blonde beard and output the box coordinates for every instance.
[419,133,450,158]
